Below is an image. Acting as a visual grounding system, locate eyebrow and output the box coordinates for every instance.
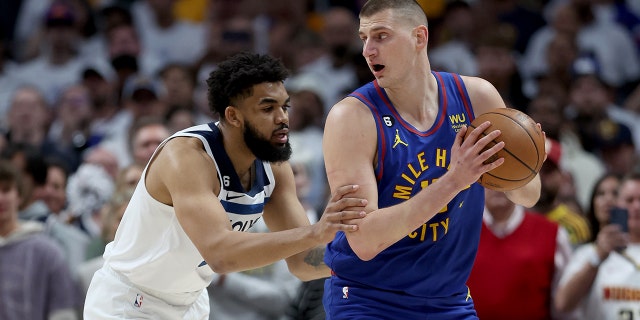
[359,25,391,35]
[258,97,290,105]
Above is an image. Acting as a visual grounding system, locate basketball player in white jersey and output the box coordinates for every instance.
[83,52,367,319]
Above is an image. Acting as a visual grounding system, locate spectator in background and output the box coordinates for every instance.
[165,106,197,134]
[475,23,529,111]
[467,188,574,320]
[528,94,605,212]
[592,121,638,175]
[100,74,166,167]
[12,1,87,105]
[429,1,478,76]
[585,173,622,244]
[47,84,93,171]
[5,86,51,150]
[556,172,640,320]
[106,22,163,98]
[3,144,90,278]
[2,144,50,222]
[0,160,80,320]
[159,63,211,125]
[567,53,640,154]
[81,63,130,150]
[131,0,206,68]
[286,76,329,212]
[533,139,591,247]
[524,1,640,98]
[42,157,69,216]
[83,146,120,180]
[129,116,170,167]
[288,6,359,114]
[65,163,115,238]
[114,163,144,193]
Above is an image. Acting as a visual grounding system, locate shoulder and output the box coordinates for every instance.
[459,75,506,115]
[326,96,376,130]
[157,136,211,166]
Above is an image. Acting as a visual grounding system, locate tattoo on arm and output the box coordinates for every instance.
[304,246,326,268]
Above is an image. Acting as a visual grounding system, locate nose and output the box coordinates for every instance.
[362,39,376,59]
[275,106,288,125]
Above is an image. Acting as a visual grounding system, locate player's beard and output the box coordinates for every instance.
[243,121,292,163]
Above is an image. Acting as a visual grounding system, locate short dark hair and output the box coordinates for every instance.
[206,52,289,118]
[0,160,24,197]
[360,0,428,27]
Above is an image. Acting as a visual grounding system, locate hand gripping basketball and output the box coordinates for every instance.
[463,108,546,191]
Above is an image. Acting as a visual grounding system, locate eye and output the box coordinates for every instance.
[377,33,388,40]
[282,104,291,112]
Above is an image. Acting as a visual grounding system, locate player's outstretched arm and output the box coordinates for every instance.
[150,137,365,274]
[323,97,504,261]
[263,161,367,280]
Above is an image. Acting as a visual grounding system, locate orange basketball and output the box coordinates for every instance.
[463,108,546,191]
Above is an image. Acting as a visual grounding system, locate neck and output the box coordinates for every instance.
[383,68,438,131]
[218,122,256,180]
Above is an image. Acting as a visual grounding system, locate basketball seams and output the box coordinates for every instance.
[485,111,542,174]
[466,109,545,191]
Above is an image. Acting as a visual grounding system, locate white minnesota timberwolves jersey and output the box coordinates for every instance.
[104,123,275,295]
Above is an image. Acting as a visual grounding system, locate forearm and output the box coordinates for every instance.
[345,173,465,261]
[204,226,321,274]
[555,263,598,312]
[505,174,541,208]
[286,246,331,281]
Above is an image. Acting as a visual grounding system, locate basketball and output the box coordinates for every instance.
[463,108,546,191]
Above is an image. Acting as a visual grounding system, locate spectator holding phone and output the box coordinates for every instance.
[555,172,640,319]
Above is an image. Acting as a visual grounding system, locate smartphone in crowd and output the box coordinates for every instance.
[610,207,629,233]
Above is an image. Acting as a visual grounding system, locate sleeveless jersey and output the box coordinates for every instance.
[104,122,275,295]
[325,72,484,298]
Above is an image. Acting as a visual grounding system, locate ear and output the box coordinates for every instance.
[415,25,428,50]
[224,106,243,128]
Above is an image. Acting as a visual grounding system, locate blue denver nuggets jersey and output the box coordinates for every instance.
[105,122,275,295]
[325,72,484,298]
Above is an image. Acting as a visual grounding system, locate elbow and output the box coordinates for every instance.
[349,241,380,261]
[520,195,539,208]
[204,252,239,274]
[207,260,233,274]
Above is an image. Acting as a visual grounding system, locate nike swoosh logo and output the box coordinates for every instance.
[225,194,244,201]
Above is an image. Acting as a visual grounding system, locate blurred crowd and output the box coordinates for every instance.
[0,0,639,319]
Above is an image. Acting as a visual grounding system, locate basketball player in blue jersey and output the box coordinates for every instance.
[83,53,367,319]
[322,0,544,319]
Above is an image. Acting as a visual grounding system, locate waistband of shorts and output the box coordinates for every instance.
[102,265,202,306]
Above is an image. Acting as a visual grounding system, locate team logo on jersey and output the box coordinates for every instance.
[449,113,467,132]
[134,294,144,308]
[225,192,244,201]
[393,129,408,148]
[342,286,349,299]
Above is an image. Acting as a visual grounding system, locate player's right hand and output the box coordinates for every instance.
[449,122,505,189]
[314,184,367,243]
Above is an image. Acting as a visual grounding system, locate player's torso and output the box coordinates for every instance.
[326,72,485,297]
[105,123,275,294]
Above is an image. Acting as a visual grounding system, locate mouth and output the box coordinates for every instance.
[272,128,289,144]
[372,64,385,72]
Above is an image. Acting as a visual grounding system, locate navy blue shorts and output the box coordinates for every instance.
[323,276,478,319]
